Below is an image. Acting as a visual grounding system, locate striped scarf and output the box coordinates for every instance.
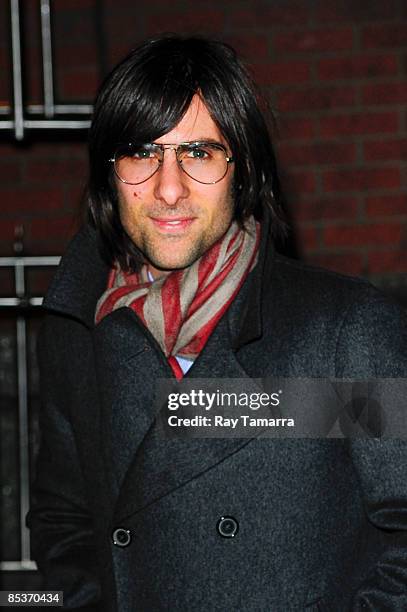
[95,217,260,379]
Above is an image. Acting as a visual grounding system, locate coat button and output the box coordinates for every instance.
[217,516,239,538]
[112,527,131,547]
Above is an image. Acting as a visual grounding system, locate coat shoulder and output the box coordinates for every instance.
[269,252,405,316]
[272,253,371,297]
[267,253,406,377]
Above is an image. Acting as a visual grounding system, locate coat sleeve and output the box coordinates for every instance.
[335,286,407,611]
[26,315,101,610]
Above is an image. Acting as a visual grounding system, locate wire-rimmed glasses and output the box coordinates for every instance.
[110,141,234,185]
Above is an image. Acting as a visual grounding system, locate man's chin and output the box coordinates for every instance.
[148,260,195,276]
[145,250,202,277]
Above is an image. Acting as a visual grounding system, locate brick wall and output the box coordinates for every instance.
[0,0,406,293]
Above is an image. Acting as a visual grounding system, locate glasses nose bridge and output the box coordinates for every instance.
[158,144,184,170]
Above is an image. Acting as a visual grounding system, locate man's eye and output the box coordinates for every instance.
[188,147,210,160]
[132,148,154,160]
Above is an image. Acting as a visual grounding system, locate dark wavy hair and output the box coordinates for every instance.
[86,34,287,271]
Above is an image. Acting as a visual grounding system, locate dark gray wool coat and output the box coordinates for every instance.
[27,213,407,612]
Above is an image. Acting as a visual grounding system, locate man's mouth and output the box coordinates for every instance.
[150,217,196,233]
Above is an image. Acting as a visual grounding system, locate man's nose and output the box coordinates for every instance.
[153,150,190,205]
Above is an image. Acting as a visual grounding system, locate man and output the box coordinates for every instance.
[27,35,407,611]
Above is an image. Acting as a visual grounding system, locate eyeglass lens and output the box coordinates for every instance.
[114,142,230,185]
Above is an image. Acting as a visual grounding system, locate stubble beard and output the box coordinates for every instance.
[137,224,228,273]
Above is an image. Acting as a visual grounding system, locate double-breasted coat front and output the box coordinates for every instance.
[27,219,407,611]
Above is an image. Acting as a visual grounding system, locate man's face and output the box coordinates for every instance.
[115,95,235,277]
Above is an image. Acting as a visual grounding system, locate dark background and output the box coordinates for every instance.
[0,0,406,592]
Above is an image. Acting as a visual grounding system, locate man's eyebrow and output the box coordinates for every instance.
[151,138,225,145]
[186,138,225,144]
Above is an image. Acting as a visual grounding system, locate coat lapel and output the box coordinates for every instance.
[112,307,265,523]
[93,306,174,494]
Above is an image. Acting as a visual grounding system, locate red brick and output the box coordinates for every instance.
[29,216,78,242]
[0,269,14,293]
[278,142,356,166]
[252,61,310,86]
[146,11,225,33]
[64,183,87,212]
[228,4,311,28]
[368,250,407,274]
[0,218,25,242]
[365,195,407,217]
[56,0,94,8]
[27,83,44,106]
[29,142,86,157]
[317,54,398,80]
[25,241,70,257]
[278,86,355,112]
[362,24,407,49]
[307,252,364,276]
[364,139,407,162]
[314,0,398,23]
[54,43,98,67]
[323,223,401,247]
[102,4,139,24]
[24,39,42,104]
[0,161,22,183]
[224,35,269,60]
[0,144,22,157]
[0,46,10,72]
[295,197,359,221]
[108,44,135,69]
[362,83,407,106]
[0,189,65,213]
[52,7,96,41]
[27,269,58,296]
[24,1,41,46]
[282,170,317,194]
[320,112,399,137]
[57,68,99,100]
[278,116,316,140]
[273,28,354,53]
[25,158,87,183]
[299,226,319,250]
[323,168,400,192]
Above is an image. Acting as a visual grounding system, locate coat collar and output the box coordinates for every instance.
[43,212,275,350]
[42,224,110,328]
[228,209,274,350]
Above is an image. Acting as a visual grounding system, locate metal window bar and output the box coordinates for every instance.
[0,250,60,571]
[1,0,93,139]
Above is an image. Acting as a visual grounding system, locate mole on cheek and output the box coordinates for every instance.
[133,191,139,198]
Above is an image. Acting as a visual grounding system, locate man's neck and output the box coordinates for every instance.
[147,264,171,280]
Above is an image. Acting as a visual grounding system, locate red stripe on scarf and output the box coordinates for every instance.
[188,246,239,317]
[197,238,222,286]
[129,295,148,326]
[168,355,184,380]
[179,295,233,355]
[106,268,116,289]
[95,284,138,323]
[161,270,183,355]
